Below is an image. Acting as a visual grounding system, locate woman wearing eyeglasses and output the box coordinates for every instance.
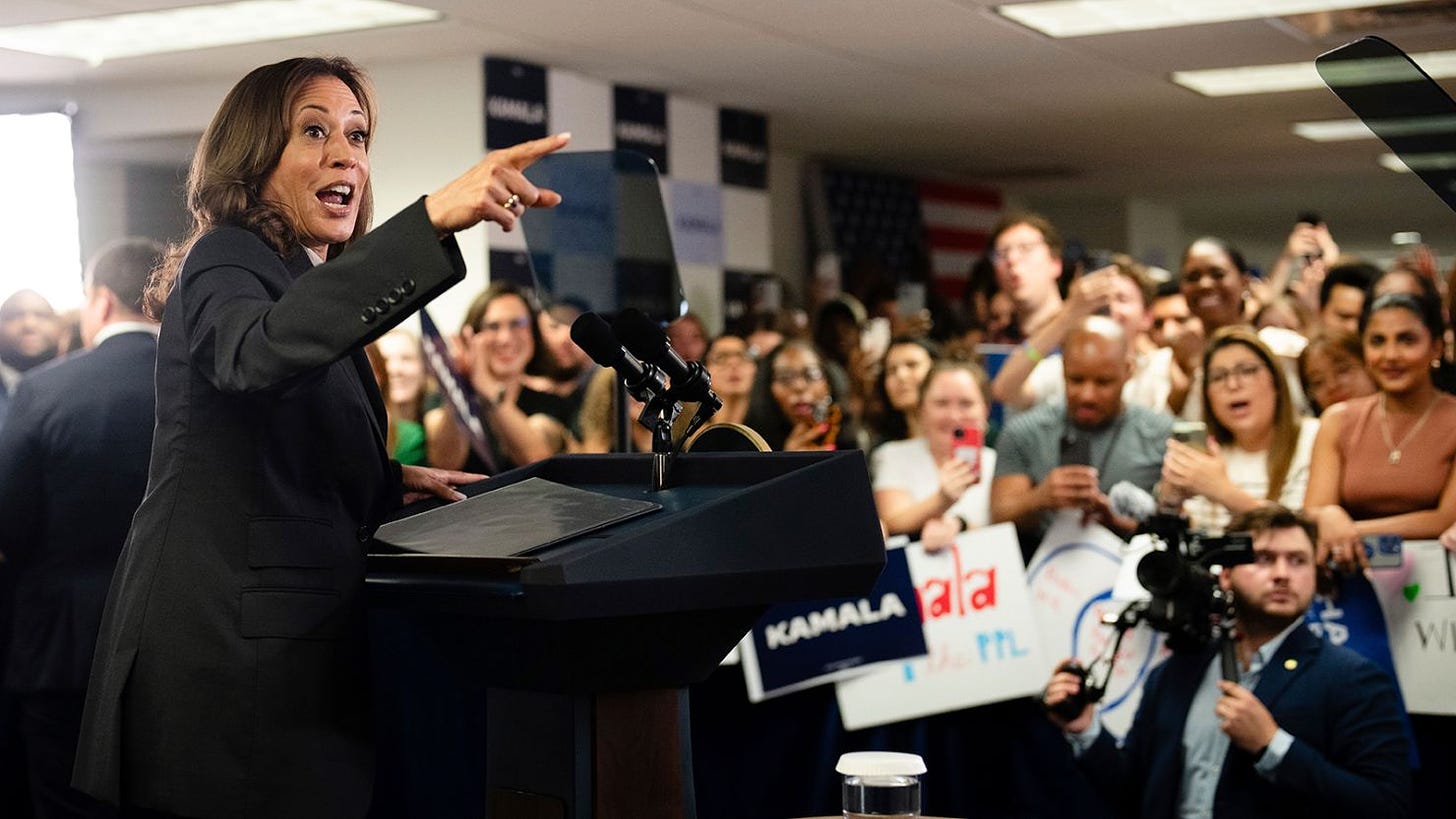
[743,339,859,452]
[425,280,573,472]
[1159,328,1318,533]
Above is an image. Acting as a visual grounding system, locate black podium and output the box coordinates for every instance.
[366,451,885,819]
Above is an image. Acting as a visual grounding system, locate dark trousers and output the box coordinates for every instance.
[17,691,116,819]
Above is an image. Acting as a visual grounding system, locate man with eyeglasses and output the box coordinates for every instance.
[987,212,1065,343]
[991,316,1172,560]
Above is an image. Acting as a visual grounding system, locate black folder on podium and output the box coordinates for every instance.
[366,451,885,819]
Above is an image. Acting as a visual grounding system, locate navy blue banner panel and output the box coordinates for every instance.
[613,84,669,175]
[485,57,548,150]
[719,108,768,189]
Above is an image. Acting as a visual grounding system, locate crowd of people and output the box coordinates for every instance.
[339,208,1453,814]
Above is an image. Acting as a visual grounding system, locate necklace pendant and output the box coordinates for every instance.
[1390,450,1401,465]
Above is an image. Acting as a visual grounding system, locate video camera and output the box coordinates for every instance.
[1135,513,1254,653]
[1045,513,1253,722]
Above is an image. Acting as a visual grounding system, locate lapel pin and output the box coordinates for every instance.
[1284,659,1297,671]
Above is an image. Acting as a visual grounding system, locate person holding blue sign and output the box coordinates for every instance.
[1044,505,1411,819]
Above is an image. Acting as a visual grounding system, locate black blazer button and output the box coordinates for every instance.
[384,292,402,305]
[360,307,377,323]
[400,278,416,294]
[375,298,391,312]
[357,525,374,543]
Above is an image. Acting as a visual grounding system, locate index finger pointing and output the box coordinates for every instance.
[498,132,572,170]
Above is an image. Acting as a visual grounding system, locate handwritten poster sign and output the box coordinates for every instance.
[835,524,1046,730]
[1368,540,1456,715]
[1026,512,1166,738]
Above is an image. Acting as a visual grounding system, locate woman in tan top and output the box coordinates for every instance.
[1305,291,1456,568]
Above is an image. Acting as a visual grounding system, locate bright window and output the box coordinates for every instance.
[0,111,82,309]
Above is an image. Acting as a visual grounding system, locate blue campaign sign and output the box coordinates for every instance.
[743,547,927,700]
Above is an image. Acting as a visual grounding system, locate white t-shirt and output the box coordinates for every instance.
[870,437,997,530]
[1181,416,1320,534]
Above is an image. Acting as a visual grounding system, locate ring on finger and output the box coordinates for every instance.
[501,193,522,212]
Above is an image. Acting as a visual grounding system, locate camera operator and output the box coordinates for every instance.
[1042,505,1410,819]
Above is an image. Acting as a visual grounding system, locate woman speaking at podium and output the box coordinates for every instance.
[74,57,568,818]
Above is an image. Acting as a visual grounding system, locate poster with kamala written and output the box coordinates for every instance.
[836,524,1046,731]
[738,545,928,702]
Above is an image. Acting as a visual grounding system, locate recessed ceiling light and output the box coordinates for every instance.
[1294,115,1456,142]
[0,0,441,66]
[995,0,1409,39]
[1173,49,1456,97]
[1291,119,1374,142]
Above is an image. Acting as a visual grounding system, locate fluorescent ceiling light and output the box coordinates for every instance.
[1173,49,1456,96]
[996,0,1409,39]
[1291,119,1373,142]
[1378,152,1456,173]
[1294,115,1456,142]
[0,0,441,66]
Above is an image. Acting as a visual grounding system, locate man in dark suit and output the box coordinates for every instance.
[0,238,162,818]
[1043,504,1411,819]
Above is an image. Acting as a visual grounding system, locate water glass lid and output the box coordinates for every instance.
[836,751,926,776]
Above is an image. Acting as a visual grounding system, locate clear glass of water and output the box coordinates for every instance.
[837,752,924,818]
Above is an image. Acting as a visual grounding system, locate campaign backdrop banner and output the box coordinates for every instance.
[667,179,723,267]
[1026,512,1166,739]
[1368,540,1456,715]
[484,57,548,150]
[614,84,668,175]
[835,524,1046,730]
[719,107,768,189]
[739,545,926,702]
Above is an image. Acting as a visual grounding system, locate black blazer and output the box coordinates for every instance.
[0,331,157,693]
[1077,625,1411,818]
[74,200,464,819]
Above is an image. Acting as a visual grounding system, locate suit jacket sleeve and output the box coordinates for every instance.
[0,380,45,567]
[182,197,465,394]
[1266,656,1412,818]
[1075,660,1169,817]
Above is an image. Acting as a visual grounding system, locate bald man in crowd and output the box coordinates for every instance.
[0,289,62,426]
[991,316,1173,559]
[0,239,162,817]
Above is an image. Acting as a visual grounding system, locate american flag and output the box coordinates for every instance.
[817,166,1001,298]
[919,180,1003,302]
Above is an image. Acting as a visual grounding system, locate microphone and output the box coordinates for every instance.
[611,308,722,414]
[569,312,667,405]
[1108,481,1157,526]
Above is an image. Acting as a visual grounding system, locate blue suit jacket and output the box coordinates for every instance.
[0,331,157,693]
[1078,625,1411,818]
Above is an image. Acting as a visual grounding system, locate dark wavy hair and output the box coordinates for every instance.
[145,57,377,318]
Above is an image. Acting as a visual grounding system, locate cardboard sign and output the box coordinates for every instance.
[835,524,1046,730]
[1026,512,1166,739]
[1368,540,1456,715]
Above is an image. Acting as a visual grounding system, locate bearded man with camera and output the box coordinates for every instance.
[1043,504,1410,819]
